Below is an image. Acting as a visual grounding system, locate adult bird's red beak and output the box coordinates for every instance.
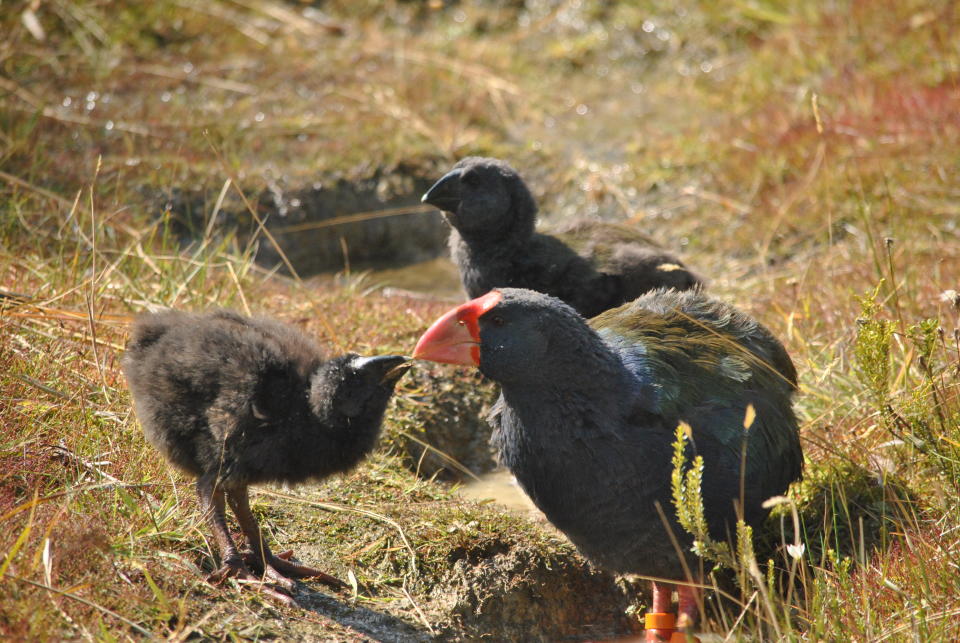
[413,291,502,366]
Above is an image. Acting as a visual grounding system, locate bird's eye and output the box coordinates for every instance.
[461,172,478,186]
[490,316,505,327]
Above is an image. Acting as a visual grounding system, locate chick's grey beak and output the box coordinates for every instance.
[352,354,411,385]
[421,169,462,213]
[381,361,411,385]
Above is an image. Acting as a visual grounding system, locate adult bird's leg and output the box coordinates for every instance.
[198,476,295,605]
[645,581,676,642]
[227,486,345,590]
[676,583,700,630]
[651,581,673,613]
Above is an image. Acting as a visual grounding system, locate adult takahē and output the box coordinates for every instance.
[412,287,801,637]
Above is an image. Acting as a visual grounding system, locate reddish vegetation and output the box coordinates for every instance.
[838,524,960,634]
[0,451,62,515]
[832,76,960,138]
[743,75,960,157]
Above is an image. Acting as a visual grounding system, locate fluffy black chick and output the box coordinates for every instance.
[122,309,409,603]
[413,288,801,634]
[422,157,700,317]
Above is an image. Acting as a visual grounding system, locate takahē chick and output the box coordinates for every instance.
[123,309,409,603]
[422,157,700,317]
[413,288,801,637]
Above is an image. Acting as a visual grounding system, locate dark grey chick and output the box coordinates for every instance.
[422,157,700,317]
[122,309,409,603]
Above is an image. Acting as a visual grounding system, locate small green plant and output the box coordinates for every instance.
[669,409,793,638]
[853,281,895,407]
[855,282,960,494]
[670,409,768,578]
[671,421,724,565]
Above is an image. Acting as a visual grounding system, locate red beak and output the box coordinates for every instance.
[413,291,502,366]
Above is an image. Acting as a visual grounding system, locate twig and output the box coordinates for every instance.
[201,130,344,351]
[231,0,345,36]
[226,262,252,317]
[0,289,32,304]
[47,443,119,486]
[0,479,155,523]
[15,315,127,351]
[0,168,81,211]
[166,608,217,643]
[722,590,758,642]
[13,374,70,400]
[129,64,259,96]
[200,131,300,280]
[395,429,481,482]
[207,178,232,239]
[271,203,435,234]
[173,0,271,46]
[60,438,171,542]
[402,578,435,635]
[379,287,460,303]
[874,606,960,641]
[680,185,752,215]
[83,157,112,403]
[384,49,520,96]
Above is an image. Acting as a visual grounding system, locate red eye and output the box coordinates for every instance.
[490,316,505,327]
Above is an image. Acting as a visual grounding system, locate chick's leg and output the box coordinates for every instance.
[198,477,294,604]
[198,475,246,581]
[227,487,344,590]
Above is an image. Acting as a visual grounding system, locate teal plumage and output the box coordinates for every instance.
[591,290,802,531]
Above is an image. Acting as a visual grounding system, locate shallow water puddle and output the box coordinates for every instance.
[456,469,543,516]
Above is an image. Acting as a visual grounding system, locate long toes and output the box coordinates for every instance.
[207,557,253,584]
[207,560,298,606]
[238,552,296,589]
[268,555,345,589]
[262,565,297,590]
[263,586,297,606]
[238,579,297,606]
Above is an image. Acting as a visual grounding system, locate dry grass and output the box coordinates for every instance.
[2,0,960,639]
